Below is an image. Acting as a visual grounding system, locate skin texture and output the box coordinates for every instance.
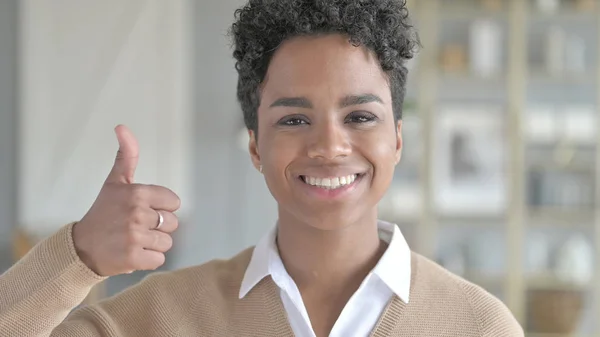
[73,125,181,277]
[248,34,403,337]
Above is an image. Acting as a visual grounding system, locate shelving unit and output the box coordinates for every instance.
[380,0,600,335]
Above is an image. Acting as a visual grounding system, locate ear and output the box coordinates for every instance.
[395,120,403,165]
[248,129,261,171]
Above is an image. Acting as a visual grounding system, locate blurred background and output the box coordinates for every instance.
[1,0,599,335]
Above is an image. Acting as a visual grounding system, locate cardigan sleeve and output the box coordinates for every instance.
[0,222,112,336]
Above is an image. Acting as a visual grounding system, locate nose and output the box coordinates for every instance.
[307,119,352,159]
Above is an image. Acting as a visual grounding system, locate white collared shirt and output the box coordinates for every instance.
[239,220,412,337]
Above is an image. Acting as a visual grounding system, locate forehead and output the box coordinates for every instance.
[261,34,391,102]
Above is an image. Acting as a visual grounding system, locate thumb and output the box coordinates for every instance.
[106,124,139,184]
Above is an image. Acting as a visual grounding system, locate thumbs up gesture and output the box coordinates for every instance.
[72,125,181,276]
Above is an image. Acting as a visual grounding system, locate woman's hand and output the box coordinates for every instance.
[72,125,181,277]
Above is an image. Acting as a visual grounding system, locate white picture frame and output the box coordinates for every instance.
[433,105,507,215]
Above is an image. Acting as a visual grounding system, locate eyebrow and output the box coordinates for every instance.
[269,94,383,109]
[339,94,383,108]
[269,97,313,109]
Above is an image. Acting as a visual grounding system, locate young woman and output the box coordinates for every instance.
[0,0,523,336]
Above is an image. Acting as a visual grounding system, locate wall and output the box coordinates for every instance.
[13,0,278,288]
[16,0,195,293]
[18,0,193,233]
[171,0,278,269]
[0,0,18,272]
[103,0,280,288]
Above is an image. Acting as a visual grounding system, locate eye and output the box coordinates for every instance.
[278,115,309,126]
[345,111,378,124]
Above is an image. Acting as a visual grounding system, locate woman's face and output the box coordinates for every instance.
[249,34,402,230]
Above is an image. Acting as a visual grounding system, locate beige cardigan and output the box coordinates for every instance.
[0,222,523,336]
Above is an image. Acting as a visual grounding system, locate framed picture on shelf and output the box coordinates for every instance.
[433,105,506,215]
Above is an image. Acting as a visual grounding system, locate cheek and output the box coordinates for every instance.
[366,133,398,182]
[259,133,299,178]
[368,130,399,162]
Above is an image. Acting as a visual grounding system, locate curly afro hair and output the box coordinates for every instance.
[230,0,419,133]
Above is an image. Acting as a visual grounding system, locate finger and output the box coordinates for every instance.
[106,125,139,184]
[132,184,181,212]
[133,250,166,271]
[153,211,179,233]
[141,230,173,253]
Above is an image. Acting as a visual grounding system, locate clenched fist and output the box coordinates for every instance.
[72,125,181,277]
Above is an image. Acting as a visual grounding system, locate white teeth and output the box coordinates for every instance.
[302,174,358,189]
[331,177,340,188]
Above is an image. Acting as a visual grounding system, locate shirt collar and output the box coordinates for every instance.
[239,220,412,303]
[370,220,412,303]
[239,224,281,298]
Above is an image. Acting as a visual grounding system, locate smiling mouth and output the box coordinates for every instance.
[300,174,362,190]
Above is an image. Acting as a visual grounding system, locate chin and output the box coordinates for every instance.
[299,207,371,231]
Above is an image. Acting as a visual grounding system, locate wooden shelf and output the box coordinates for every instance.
[527,163,595,173]
[408,1,600,334]
[526,207,595,226]
[464,271,505,288]
[528,72,596,86]
[436,0,507,19]
[437,213,506,225]
[438,70,506,84]
[529,9,597,22]
[526,272,591,291]
[439,9,506,21]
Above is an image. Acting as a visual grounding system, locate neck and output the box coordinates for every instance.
[276,210,386,291]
